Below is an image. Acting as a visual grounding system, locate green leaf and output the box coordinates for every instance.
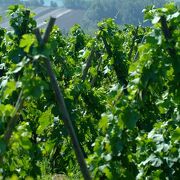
[123,109,139,129]
[10,174,19,180]
[0,104,15,117]
[167,11,180,20]
[152,16,160,24]
[12,61,26,74]
[20,34,36,53]
[141,154,163,167]
[99,115,108,132]
[21,138,32,150]
[103,166,112,179]
[172,127,180,141]
[89,67,97,77]
[3,80,16,99]
[103,153,112,162]
[0,139,6,155]
[44,140,55,153]
[37,107,53,134]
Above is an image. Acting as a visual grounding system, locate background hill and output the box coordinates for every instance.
[0,0,179,32]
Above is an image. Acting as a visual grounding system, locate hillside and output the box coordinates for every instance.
[0,6,85,31]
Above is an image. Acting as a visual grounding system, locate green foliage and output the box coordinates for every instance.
[0,2,179,179]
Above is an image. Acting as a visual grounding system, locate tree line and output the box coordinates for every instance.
[63,0,171,32]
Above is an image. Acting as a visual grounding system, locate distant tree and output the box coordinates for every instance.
[63,0,89,9]
[83,0,167,27]
[117,0,166,24]
[85,0,118,21]
[0,0,21,5]
[40,0,44,6]
[24,0,42,6]
[50,1,58,7]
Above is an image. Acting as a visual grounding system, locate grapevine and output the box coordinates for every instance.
[0,3,179,179]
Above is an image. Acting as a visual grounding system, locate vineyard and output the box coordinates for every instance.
[0,2,180,180]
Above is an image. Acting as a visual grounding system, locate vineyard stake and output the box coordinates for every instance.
[34,17,92,180]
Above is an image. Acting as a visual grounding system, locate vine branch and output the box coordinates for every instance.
[82,48,95,81]
[128,26,139,60]
[160,16,180,81]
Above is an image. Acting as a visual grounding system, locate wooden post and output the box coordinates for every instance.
[34,17,91,180]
